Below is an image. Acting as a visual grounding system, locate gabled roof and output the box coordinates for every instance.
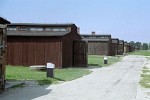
[7,30,70,36]
[81,34,111,42]
[0,17,10,24]
[81,34,111,37]
[7,23,76,36]
[124,41,128,45]
[119,40,124,45]
[8,23,75,27]
[111,38,119,43]
[82,38,110,42]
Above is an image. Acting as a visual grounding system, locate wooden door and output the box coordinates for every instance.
[73,41,87,67]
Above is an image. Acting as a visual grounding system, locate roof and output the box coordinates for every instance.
[7,30,70,36]
[82,38,110,42]
[8,23,75,27]
[119,40,124,44]
[81,34,111,37]
[0,17,10,24]
[81,34,111,42]
[111,38,119,40]
[111,38,119,43]
[7,23,76,36]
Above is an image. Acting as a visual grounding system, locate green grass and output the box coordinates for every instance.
[6,54,122,86]
[128,50,150,56]
[140,74,150,88]
[88,55,122,67]
[143,66,149,69]
[142,70,150,73]
[140,64,150,88]
[6,65,91,85]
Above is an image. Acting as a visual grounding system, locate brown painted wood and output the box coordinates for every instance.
[73,41,87,67]
[0,25,7,92]
[7,24,86,68]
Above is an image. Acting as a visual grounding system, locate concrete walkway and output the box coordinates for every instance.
[0,56,147,100]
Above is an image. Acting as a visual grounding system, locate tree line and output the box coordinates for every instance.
[129,41,150,50]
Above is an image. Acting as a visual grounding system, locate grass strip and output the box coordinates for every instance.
[140,74,150,88]
[6,65,91,85]
[128,50,150,56]
[88,55,122,67]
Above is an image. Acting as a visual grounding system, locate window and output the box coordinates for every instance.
[45,27,52,31]
[30,27,43,31]
[45,27,69,32]
[20,26,29,31]
[7,26,17,31]
[52,28,60,31]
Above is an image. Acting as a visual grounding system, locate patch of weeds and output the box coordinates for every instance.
[140,74,150,88]
[11,83,25,88]
[140,81,150,88]
[142,70,150,73]
[143,66,149,69]
[37,79,52,86]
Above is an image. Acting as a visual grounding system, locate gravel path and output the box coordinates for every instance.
[0,55,147,100]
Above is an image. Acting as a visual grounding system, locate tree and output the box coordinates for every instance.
[148,43,150,50]
[135,42,142,50]
[129,41,135,46]
[142,43,148,50]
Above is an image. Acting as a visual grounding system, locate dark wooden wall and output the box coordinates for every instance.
[88,41,110,55]
[110,43,118,56]
[62,28,82,67]
[124,43,128,53]
[118,44,124,55]
[0,26,7,92]
[7,36,62,68]
[73,41,87,67]
[7,24,87,68]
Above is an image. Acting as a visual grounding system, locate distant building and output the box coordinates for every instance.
[110,38,119,56]
[127,43,131,52]
[7,23,87,68]
[118,40,124,55]
[124,41,128,53]
[81,32,112,56]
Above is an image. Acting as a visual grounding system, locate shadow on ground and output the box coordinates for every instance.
[86,66,102,70]
[0,83,52,100]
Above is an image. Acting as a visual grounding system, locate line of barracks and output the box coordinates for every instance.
[1,17,135,69]
[0,17,136,92]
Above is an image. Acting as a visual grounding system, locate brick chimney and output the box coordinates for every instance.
[91,31,95,35]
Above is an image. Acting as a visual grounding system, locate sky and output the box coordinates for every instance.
[0,0,150,43]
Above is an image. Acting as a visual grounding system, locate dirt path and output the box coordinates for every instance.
[0,56,147,100]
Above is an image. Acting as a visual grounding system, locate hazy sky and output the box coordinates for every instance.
[1,0,150,43]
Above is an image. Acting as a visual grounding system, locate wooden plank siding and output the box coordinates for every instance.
[117,40,124,55]
[81,34,111,56]
[110,38,119,56]
[0,27,7,92]
[0,17,9,92]
[7,23,86,68]
[88,41,110,55]
[73,41,87,67]
[62,29,83,67]
[7,36,62,68]
[127,43,132,52]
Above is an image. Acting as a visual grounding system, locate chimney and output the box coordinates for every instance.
[91,31,95,35]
